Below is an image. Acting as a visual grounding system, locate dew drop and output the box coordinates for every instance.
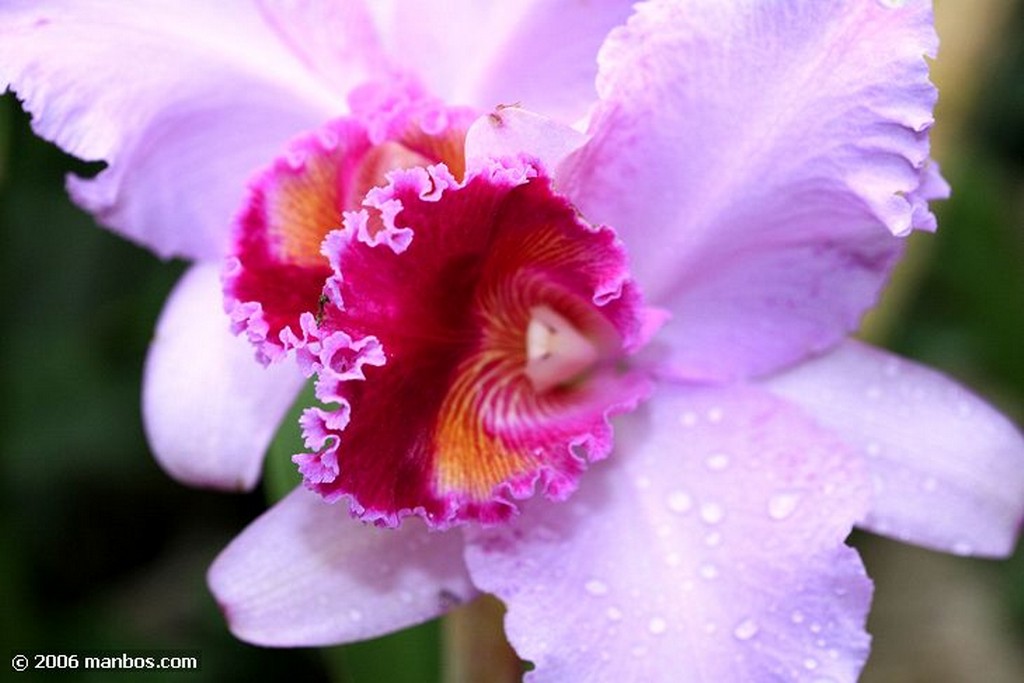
[348,608,363,622]
[606,606,623,621]
[634,475,652,490]
[733,618,759,641]
[667,490,693,514]
[665,551,682,567]
[699,563,719,580]
[700,501,725,525]
[704,531,722,547]
[768,492,801,520]
[952,541,973,556]
[707,407,724,423]
[804,658,819,671]
[648,617,668,635]
[680,411,698,427]
[705,452,730,471]
[790,610,805,624]
[585,579,609,596]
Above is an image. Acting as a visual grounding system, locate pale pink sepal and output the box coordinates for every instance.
[366,0,632,123]
[143,263,305,491]
[208,487,477,646]
[466,384,873,682]
[766,340,1024,558]
[560,0,945,381]
[0,0,349,260]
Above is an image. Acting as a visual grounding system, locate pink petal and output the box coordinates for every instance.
[465,106,587,177]
[143,263,305,491]
[765,340,1024,558]
[560,0,947,381]
[0,0,354,260]
[466,384,873,681]
[366,1,633,122]
[208,487,477,646]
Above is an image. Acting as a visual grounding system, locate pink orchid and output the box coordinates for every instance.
[3,1,1023,681]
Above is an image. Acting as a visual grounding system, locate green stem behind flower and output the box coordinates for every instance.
[442,596,523,683]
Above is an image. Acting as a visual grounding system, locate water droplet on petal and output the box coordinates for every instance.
[790,610,805,624]
[952,541,973,556]
[665,551,682,567]
[606,606,623,621]
[733,618,759,641]
[705,452,730,470]
[634,475,651,490]
[804,658,819,670]
[699,563,719,580]
[700,501,725,525]
[648,617,668,635]
[348,608,363,622]
[667,490,693,514]
[680,411,698,427]
[585,579,609,596]
[768,492,801,520]
[704,531,722,547]
[707,407,724,423]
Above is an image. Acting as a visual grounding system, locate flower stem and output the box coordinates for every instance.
[441,595,522,683]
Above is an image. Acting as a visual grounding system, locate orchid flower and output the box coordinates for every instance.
[3,1,1023,681]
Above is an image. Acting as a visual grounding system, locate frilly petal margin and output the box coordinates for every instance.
[465,384,873,682]
[143,263,306,491]
[0,0,352,260]
[765,340,1024,558]
[560,0,948,382]
[208,487,477,647]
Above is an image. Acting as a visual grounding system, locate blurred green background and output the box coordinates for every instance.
[1,1,1022,681]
